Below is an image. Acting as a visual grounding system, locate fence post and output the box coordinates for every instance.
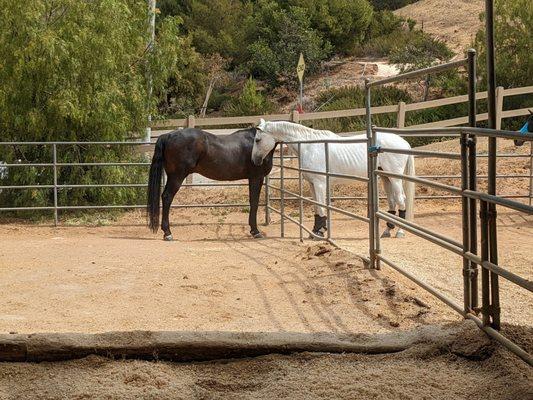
[365,80,380,269]
[298,143,303,242]
[460,128,471,313]
[467,49,479,311]
[290,109,300,123]
[325,142,331,240]
[495,86,504,130]
[185,115,195,185]
[264,175,270,225]
[529,142,533,206]
[52,144,58,226]
[485,5,501,330]
[280,143,285,238]
[397,101,406,128]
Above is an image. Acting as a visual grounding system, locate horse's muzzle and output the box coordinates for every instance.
[252,155,263,166]
[514,139,525,147]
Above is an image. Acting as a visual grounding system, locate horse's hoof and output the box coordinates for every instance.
[381,231,391,238]
[309,231,324,240]
[395,231,405,238]
[252,232,264,239]
[163,234,173,241]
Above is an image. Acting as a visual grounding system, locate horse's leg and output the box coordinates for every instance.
[161,173,185,241]
[310,179,327,237]
[248,177,264,238]
[389,178,407,238]
[381,177,396,238]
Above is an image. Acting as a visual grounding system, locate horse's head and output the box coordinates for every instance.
[514,110,532,146]
[252,119,276,166]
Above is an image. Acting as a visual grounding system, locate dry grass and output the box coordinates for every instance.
[395,0,484,54]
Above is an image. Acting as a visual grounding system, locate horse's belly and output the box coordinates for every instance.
[193,163,247,181]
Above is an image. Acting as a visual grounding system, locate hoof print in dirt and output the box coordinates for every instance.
[312,246,331,257]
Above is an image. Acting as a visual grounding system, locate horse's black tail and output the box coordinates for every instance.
[147,135,166,233]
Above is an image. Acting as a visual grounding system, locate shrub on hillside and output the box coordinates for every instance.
[370,0,419,10]
[246,2,332,86]
[389,32,453,71]
[223,78,275,116]
[288,0,374,53]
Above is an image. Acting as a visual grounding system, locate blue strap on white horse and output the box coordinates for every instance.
[519,122,528,135]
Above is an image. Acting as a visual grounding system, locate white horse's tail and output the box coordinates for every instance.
[403,155,415,221]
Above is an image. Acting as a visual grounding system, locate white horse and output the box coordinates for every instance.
[251,119,415,238]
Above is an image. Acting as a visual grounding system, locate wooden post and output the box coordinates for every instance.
[495,86,504,130]
[290,109,300,123]
[185,115,195,184]
[397,101,406,128]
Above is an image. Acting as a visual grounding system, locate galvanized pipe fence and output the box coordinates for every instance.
[0,140,284,224]
[265,51,532,366]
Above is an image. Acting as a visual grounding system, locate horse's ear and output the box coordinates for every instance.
[257,118,266,131]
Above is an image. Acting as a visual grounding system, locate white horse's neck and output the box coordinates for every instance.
[263,121,337,143]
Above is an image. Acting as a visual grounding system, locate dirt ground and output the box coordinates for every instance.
[0,208,459,335]
[1,325,532,400]
[0,205,531,399]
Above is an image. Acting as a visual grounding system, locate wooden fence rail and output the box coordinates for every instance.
[151,85,532,132]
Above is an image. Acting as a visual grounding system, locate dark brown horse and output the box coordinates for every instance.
[147,128,275,240]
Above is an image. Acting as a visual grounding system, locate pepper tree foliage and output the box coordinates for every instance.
[475,0,532,130]
[0,0,194,212]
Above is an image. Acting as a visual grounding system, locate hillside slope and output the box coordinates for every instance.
[395,0,484,54]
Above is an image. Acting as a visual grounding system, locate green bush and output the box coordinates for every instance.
[365,10,403,39]
[223,78,275,116]
[288,0,374,53]
[0,0,186,217]
[370,0,419,10]
[389,32,453,71]
[245,2,332,86]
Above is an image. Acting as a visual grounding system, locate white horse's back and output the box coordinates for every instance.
[295,132,410,183]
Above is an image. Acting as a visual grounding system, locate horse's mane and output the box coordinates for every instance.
[265,121,337,140]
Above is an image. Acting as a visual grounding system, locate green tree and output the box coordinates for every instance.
[246,1,331,85]
[0,0,186,213]
[475,0,532,129]
[288,0,374,52]
[180,0,252,63]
